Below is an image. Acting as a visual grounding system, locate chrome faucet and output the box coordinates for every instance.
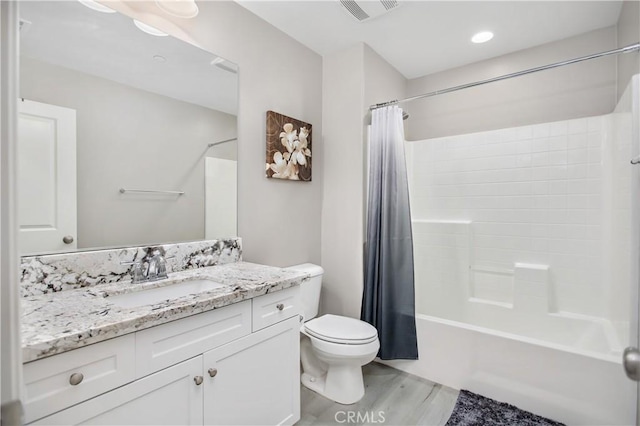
[146,249,168,282]
[121,248,168,284]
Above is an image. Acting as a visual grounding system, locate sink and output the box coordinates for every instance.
[108,279,226,308]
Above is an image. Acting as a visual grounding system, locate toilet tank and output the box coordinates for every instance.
[285,263,324,321]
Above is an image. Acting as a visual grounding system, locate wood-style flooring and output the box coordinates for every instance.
[297,362,459,426]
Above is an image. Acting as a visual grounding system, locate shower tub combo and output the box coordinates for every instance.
[383,76,639,425]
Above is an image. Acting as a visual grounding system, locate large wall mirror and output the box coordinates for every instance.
[18,1,238,256]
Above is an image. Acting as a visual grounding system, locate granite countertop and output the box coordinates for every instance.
[21,262,309,363]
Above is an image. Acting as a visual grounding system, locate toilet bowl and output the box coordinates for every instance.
[286,264,380,405]
[301,314,379,404]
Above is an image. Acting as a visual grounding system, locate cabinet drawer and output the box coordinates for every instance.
[23,333,135,424]
[252,286,301,332]
[136,300,251,377]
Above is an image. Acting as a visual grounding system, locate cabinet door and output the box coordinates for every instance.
[203,316,300,426]
[32,357,203,426]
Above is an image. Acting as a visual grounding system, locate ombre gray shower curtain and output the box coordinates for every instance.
[361,105,418,360]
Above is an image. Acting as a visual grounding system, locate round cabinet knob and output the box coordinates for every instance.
[276,303,284,311]
[69,373,84,386]
[194,376,203,386]
[208,368,218,378]
[62,235,74,244]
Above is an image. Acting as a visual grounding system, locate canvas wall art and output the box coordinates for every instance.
[266,111,312,181]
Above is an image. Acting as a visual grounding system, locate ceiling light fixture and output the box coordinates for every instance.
[155,0,199,19]
[133,19,169,37]
[78,0,117,14]
[471,31,494,44]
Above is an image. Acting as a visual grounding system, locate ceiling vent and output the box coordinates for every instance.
[339,0,401,22]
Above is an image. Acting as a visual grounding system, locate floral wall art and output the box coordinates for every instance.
[266,111,312,181]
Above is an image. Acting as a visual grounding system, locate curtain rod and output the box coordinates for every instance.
[208,137,237,148]
[370,42,640,111]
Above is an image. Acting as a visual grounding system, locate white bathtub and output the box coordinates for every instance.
[380,314,636,425]
[384,219,636,424]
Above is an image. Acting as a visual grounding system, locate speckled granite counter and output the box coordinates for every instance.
[22,262,308,363]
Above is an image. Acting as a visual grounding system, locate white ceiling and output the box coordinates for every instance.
[19,1,238,114]
[17,1,624,105]
[237,1,624,79]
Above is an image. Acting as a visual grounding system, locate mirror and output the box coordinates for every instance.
[18,1,238,256]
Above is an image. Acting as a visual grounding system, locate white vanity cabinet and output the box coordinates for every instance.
[25,286,301,426]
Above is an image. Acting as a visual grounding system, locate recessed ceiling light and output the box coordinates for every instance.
[155,0,199,19]
[133,19,169,37]
[153,55,167,62]
[471,31,494,44]
[78,0,116,13]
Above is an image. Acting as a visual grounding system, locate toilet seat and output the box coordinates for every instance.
[304,314,378,345]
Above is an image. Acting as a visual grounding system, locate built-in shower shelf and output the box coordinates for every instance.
[467,297,513,309]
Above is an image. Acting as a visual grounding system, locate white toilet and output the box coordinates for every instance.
[286,263,380,405]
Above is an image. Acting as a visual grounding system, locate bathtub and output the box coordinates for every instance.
[380,313,636,425]
[379,218,636,424]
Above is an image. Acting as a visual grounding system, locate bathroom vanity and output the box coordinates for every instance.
[21,261,306,425]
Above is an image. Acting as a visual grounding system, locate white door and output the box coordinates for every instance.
[18,99,76,254]
[31,356,203,426]
[203,316,300,426]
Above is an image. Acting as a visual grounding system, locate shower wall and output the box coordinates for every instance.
[406,108,631,330]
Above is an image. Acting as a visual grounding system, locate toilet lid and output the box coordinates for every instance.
[304,314,378,345]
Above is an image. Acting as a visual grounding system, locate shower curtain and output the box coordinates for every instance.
[361,105,418,360]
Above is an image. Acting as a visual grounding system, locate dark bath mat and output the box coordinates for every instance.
[445,390,565,426]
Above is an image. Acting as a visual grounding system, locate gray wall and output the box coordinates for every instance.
[20,56,237,250]
[406,27,618,140]
[321,44,365,319]
[364,45,408,114]
[617,0,640,100]
[321,43,406,319]
[106,1,323,267]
